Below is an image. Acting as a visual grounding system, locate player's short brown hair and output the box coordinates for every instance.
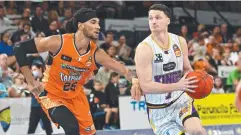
[149,4,171,19]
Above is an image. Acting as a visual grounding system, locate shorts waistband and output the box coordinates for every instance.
[146,92,184,109]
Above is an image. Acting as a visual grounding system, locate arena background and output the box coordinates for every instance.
[0,1,241,135]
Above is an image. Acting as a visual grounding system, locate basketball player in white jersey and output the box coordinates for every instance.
[134,4,206,135]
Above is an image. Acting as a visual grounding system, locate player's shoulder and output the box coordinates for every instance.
[90,40,98,47]
[43,34,61,40]
[168,32,183,40]
[136,35,152,53]
[61,33,74,39]
[137,35,152,47]
[169,33,187,47]
[35,34,62,47]
[33,34,63,55]
[137,38,150,49]
[89,40,98,52]
[168,32,177,36]
[39,34,62,48]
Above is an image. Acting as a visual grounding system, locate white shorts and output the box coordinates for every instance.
[146,93,199,135]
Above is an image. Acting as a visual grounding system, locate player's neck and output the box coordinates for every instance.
[74,31,91,50]
[151,31,169,49]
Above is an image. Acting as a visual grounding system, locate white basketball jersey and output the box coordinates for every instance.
[143,33,184,104]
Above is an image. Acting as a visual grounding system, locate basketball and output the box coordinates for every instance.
[185,70,214,99]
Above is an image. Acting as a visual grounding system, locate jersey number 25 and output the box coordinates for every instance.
[63,82,77,91]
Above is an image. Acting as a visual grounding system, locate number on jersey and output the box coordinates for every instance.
[63,82,77,91]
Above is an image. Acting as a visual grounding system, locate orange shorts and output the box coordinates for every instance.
[37,92,96,135]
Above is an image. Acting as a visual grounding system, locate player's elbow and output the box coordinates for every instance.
[140,81,152,93]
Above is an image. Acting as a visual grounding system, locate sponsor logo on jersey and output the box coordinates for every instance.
[61,63,88,72]
[85,56,92,67]
[154,53,163,63]
[61,54,72,62]
[154,70,182,83]
[163,62,176,71]
[179,106,189,118]
[60,72,81,82]
[77,57,82,61]
[173,44,181,57]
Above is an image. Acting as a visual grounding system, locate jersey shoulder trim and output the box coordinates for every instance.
[52,34,63,57]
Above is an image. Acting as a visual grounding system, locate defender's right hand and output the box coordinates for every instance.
[27,81,44,96]
[177,72,198,93]
[131,78,142,101]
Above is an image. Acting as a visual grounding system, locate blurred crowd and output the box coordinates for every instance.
[182,24,241,93]
[0,1,241,132]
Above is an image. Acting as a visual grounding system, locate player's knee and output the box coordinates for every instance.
[49,106,80,135]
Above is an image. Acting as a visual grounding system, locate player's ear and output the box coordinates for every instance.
[78,22,84,29]
[167,18,170,25]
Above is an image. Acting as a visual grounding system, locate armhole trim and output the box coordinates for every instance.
[93,47,101,69]
[53,34,63,57]
[178,36,184,55]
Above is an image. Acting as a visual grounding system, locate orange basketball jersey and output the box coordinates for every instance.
[42,34,98,98]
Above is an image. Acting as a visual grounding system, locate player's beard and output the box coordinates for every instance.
[83,27,97,40]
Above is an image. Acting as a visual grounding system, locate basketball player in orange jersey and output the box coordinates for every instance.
[14,8,140,135]
[235,80,241,112]
[132,4,206,135]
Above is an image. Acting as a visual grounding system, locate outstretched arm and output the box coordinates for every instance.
[14,35,61,95]
[95,48,141,100]
[95,48,136,82]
